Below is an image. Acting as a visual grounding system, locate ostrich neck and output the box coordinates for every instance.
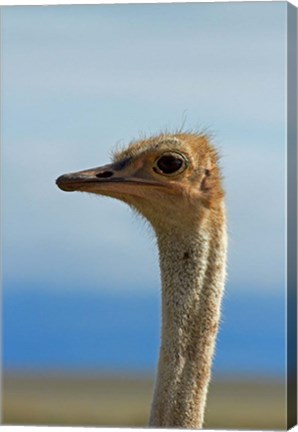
[149,207,227,428]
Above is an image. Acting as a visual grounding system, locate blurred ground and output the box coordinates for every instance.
[2,371,286,429]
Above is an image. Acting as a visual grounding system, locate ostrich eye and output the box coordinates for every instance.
[154,153,187,175]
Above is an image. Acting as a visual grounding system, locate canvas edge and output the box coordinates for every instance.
[286,2,298,430]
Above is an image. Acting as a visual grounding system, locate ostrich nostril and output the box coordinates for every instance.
[95,171,114,178]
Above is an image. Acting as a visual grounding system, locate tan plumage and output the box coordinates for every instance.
[56,132,227,428]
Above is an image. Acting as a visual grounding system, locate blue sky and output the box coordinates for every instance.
[1,3,289,376]
[2,3,287,297]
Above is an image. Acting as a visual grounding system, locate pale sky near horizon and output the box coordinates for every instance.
[2,2,287,296]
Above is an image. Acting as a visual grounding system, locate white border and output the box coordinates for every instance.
[0,0,297,6]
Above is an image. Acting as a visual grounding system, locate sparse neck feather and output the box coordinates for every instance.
[149,204,227,428]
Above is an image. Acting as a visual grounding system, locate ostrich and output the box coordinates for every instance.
[56,132,227,429]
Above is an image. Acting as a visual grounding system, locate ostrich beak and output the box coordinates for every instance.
[56,162,165,197]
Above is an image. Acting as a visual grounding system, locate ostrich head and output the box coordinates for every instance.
[56,133,224,232]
